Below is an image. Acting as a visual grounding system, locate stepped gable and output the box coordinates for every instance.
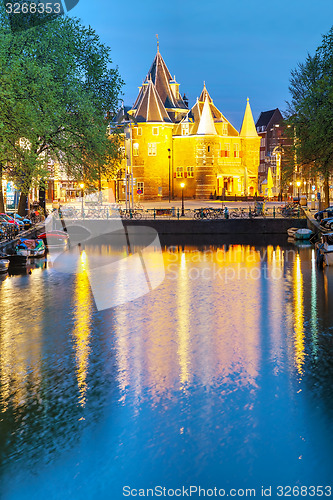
[134,79,172,123]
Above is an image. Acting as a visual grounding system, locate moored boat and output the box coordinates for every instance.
[287,227,313,240]
[0,258,9,273]
[315,232,333,267]
[16,238,46,258]
[38,230,69,249]
[287,227,298,238]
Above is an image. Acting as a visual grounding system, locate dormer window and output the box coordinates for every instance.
[222,123,228,135]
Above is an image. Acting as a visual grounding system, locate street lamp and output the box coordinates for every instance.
[79,182,85,218]
[296,180,301,204]
[180,182,185,216]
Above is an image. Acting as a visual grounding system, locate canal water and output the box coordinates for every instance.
[0,238,333,499]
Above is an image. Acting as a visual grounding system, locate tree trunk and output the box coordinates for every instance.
[0,164,4,213]
[39,186,46,214]
[17,192,28,216]
[324,173,330,206]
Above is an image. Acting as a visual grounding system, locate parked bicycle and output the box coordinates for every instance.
[278,204,301,218]
[230,208,249,218]
[193,208,215,219]
[120,209,143,220]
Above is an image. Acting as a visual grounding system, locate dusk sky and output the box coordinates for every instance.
[71,0,333,130]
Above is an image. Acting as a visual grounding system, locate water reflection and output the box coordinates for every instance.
[293,253,305,375]
[0,272,44,414]
[72,251,93,407]
[177,252,191,389]
[1,241,333,497]
[311,249,319,358]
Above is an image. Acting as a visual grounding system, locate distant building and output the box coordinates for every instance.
[255,108,289,196]
[113,46,260,200]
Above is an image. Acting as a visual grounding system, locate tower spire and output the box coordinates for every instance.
[240,98,258,137]
[197,95,217,135]
[156,34,159,53]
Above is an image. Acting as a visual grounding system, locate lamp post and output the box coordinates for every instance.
[296,180,301,204]
[79,182,85,218]
[181,182,185,216]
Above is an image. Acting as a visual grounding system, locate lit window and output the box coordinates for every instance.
[233,144,239,158]
[176,167,183,178]
[152,127,159,136]
[222,123,228,135]
[186,167,194,178]
[136,127,142,136]
[137,182,144,194]
[148,143,157,156]
[207,145,211,153]
[133,143,139,156]
[181,123,189,135]
[225,144,230,157]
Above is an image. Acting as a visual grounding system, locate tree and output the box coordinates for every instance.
[286,31,333,205]
[0,10,123,214]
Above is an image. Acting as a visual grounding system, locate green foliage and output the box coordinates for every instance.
[0,9,123,211]
[286,29,333,202]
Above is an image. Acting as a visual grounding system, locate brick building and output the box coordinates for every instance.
[113,46,260,200]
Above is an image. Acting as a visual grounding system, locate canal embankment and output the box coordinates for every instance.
[0,218,308,250]
[304,208,323,233]
[121,217,307,235]
[0,217,308,253]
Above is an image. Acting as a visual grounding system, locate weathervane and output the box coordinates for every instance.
[156,34,159,53]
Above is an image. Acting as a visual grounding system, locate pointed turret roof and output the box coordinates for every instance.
[240,98,258,137]
[134,80,172,123]
[197,95,217,135]
[198,82,213,103]
[145,51,187,111]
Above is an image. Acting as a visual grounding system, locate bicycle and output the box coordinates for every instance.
[193,208,215,219]
[230,208,249,218]
[121,209,143,220]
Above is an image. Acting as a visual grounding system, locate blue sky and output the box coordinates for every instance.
[70,0,333,130]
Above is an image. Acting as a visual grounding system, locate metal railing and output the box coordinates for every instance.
[45,204,306,221]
